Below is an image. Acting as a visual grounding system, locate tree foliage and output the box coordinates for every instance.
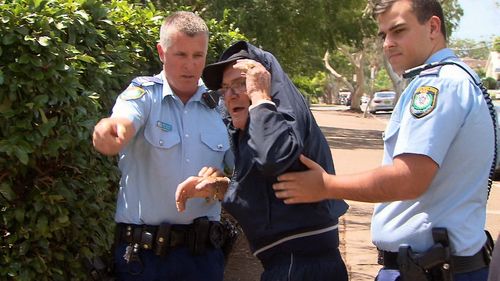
[227,0,373,76]
[449,39,491,60]
[494,36,500,52]
[155,0,373,76]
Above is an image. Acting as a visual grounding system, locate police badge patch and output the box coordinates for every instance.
[410,86,438,118]
[119,86,146,100]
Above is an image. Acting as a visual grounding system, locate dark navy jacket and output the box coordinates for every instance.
[219,41,349,255]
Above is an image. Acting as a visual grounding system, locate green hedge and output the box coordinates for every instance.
[0,0,244,280]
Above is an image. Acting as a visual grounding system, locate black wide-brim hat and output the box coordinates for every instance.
[202,41,251,91]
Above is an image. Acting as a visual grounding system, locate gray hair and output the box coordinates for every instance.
[159,11,209,49]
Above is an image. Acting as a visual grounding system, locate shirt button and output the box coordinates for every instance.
[185,134,189,138]
[217,144,223,150]
[184,110,188,114]
[186,159,190,163]
[159,140,164,146]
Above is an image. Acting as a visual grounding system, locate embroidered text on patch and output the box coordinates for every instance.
[410,86,438,118]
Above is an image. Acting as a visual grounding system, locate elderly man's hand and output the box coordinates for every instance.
[175,176,216,212]
[233,59,271,104]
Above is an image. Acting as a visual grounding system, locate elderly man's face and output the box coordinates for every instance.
[220,62,251,129]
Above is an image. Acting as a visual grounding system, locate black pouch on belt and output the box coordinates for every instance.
[189,217,210,255]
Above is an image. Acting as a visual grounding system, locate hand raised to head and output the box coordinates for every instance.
[233,59,271,103]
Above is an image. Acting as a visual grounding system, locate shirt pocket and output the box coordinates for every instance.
[143,123,180,149]
[200,130,230,153]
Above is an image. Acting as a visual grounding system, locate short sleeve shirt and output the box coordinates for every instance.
[111,72,232,225]
[371,49,494,256]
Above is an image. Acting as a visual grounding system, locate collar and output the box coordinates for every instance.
[156,71,207,102]
[425,48,457,64]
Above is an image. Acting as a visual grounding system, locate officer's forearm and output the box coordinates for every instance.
[325,154,438,203]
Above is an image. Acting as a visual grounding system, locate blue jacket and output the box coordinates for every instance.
[218,41,349,256]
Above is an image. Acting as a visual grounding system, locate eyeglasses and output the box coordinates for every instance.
[217,78,246,99]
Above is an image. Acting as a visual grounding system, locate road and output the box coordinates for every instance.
[311,108,500,281]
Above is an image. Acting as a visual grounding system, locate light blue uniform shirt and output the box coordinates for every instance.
[371,48,494,256]
[111,72,233,225]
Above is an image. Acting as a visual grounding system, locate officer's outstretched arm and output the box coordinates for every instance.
[274,153,438,204]
[92,117,135,156]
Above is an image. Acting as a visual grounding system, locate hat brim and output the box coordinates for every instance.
[202,42,250,90]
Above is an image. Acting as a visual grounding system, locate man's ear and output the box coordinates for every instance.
[157,43,164,63]
[428,15,442,38]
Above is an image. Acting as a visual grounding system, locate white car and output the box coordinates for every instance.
[367,91,396,114]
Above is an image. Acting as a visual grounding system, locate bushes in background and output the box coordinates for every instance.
[0,0,244,279]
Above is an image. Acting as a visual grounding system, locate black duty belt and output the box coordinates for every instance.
[378,246,489,274]
[115,217,225,256]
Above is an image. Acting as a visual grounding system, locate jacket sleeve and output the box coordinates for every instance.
[247,102,303,177]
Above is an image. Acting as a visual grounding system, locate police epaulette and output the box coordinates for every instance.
[131,76,163,87]
[402,62,444,79]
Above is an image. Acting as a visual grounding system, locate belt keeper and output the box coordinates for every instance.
[132,227,142,244]
[154,223,171,256]
[115,224,134,244]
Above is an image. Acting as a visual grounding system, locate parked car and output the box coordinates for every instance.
[339,91,351,105]
[367,91,396,114]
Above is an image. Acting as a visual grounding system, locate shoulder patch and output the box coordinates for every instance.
[119,86,146,100]
[410,86,438,118]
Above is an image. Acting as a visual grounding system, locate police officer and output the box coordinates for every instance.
[176,41,349,281]
[273,1,495,280]
[92,11,232,281]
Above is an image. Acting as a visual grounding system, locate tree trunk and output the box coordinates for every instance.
[383,57,406,101]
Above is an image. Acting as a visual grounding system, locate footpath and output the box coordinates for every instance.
[313,109,384,280]
[223,109,500,281]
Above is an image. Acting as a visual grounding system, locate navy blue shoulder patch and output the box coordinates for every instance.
[131,76,163,87]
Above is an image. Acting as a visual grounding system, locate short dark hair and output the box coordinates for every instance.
[372,0,447,39]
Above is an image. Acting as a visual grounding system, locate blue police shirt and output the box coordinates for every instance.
[111,72,232,225]
[371,48,494,256]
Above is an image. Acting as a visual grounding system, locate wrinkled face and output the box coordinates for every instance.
[221,63,251,130]
[376,0,433,74]
[156,29,208,98]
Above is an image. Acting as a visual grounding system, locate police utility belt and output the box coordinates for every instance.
[377,228,494,281]
[115,216,225,257]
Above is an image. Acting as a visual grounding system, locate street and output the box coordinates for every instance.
[311,108,500,281]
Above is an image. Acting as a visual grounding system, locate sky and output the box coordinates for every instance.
[452,0,500,42]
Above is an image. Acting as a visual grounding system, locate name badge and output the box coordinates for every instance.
[156,121,172,132]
